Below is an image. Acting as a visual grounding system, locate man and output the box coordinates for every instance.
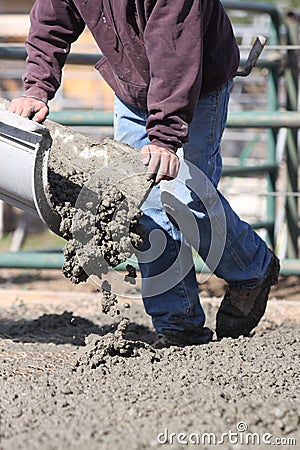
[9,0,279,347]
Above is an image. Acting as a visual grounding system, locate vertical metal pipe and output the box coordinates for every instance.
[266,19,280,248]
[285,17,299,258]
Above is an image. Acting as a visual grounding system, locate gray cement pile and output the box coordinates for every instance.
[0,297,299,450]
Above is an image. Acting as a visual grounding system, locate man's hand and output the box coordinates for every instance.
[141,144,180,184]
[8,97,49,123]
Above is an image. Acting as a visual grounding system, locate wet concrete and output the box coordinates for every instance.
[0,297,299,450]
[45,123,149,329]
[45,125,150,285]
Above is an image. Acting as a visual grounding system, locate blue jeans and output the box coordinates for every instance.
[114,81,271,338]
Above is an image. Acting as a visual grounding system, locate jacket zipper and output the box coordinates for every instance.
[100,0,107,22]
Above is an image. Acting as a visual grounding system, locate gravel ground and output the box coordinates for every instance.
[0,281,299,450]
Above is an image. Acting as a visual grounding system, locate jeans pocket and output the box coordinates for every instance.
[209,81,231,158]
[208,89,221,158]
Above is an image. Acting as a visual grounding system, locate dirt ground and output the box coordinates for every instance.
[0,268,299,450]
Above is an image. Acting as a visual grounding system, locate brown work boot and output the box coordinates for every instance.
[216,252,280,339]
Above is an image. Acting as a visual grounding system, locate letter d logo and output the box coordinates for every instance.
[157,428,168,444]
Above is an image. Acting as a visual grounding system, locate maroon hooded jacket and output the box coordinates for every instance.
[23,0,239,152]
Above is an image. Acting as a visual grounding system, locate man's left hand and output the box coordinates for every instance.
[141,144,180,184]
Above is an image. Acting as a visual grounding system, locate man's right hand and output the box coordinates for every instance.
[8,97,49,123]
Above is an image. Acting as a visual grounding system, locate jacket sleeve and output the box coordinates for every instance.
[23,0,85,103]
[144,0,203,152]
